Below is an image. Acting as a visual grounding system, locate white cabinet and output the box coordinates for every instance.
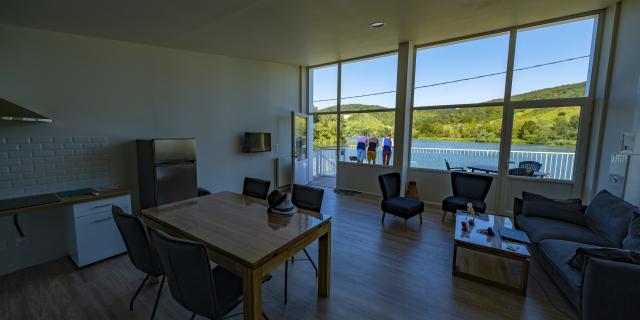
[65,195,131,267]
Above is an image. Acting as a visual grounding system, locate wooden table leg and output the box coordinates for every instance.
[242,267,262,320]
[318,224,331,297]
[452,243,458,275]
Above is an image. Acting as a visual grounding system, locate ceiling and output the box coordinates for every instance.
[0,0,617,66]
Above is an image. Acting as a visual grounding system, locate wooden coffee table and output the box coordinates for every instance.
[452,211,531,296]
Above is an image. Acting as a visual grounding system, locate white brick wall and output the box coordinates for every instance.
[0,136,111,199]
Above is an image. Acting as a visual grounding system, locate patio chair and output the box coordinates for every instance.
[445,159,465,172]
[441,171,493,222]
[518,161,542,172]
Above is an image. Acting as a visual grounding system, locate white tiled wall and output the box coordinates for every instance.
[0,136,111,199]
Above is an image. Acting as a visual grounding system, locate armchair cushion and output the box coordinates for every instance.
[569,247,640,270]
[623,212,640,251]
[584,190,637,247]
[382,197,424,218]
[521,191,585,225]
[442,196,486,213]
[516,215,613,246]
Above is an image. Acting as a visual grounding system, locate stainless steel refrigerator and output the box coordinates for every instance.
[136,138,198,209]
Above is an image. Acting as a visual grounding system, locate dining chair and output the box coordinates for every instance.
[518,161,542,172]
[243,177,271,200]
[509,167,533,176]
[441,171,493,222]
[150,229,270,320]
[445,159,465,172]
[112,206,165,319]
[378,172,425,231]
[283,184,324,304]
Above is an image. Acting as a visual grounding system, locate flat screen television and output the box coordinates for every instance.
[243,132,271,153]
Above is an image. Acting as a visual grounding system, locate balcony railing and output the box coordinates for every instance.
[313,146,575,180]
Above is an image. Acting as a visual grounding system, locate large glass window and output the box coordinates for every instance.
[511,17,596,100]
[410,14,598,182]
[341,54,397,111]
[341,112,395,165]
[309,53,398,168]
[411,107,503,171]
[508,106,581,180]
[414,33,509,106]
[310,64,338,113]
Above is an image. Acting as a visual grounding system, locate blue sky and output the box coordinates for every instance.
[312,16,595,110]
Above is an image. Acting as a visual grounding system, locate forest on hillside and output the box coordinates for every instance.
[312,82,584,148]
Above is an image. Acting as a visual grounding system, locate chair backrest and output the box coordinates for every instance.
[242,177,271,200]
[292,184,325,212]
[378,172,401,201]
[112,206,163,276]
[445,160,452,171]
[519,161,542,171]
[451,171,493,201]
[509,167,533,176]
[150,229,218,319]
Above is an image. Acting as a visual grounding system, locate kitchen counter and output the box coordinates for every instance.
[0,188,130,218]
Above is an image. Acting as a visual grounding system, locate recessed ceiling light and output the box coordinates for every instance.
[370,21,385,28]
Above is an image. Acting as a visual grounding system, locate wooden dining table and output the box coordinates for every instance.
[141,191,332,320]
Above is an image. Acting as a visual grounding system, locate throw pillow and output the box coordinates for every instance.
[623,212,640,251]
[584,190,637,247]
[522,191,585,225]
[568,247,640,270]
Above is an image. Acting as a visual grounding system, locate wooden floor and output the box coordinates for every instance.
[0,189,578,320]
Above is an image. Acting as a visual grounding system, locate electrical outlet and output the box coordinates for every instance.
[15,236,31,247]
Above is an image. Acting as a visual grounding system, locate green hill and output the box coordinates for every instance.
[312,82,585,147]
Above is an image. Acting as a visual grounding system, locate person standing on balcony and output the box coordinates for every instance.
[367,135,379,164]
[382,133,393,166]
[356,132,368,164]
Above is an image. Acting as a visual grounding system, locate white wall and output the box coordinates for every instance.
[595,0,640,194]
[0,24,298,274]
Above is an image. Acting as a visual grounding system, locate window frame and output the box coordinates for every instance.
[407,11,603,184]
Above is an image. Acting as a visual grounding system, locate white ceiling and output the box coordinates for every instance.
[0,0,617,66]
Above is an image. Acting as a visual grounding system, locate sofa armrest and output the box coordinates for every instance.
[581,257,640,320]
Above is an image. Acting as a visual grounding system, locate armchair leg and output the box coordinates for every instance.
[419,213,423,224]
[381,212,386,224]
[441,211,448,222]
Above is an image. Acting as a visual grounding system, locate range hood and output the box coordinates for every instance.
[1,98,52,123]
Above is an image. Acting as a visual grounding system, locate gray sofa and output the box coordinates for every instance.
[514,190,640,320]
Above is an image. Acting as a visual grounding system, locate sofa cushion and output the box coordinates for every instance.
[585,190,637,247]
[569,247,640,270]
[382,197,424,218]
[623,212,640,251]
[522,192,585,225]
[540,239,596,286]
[516,215,613,246]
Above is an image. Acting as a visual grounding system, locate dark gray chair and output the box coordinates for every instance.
[150,229,270,320]
[509,167,533,176]
[445,159,465,172]
[283,184,324,304]
[378,172,424,231]
[243,177,271,200]
[519,161,542,172]
[112,206,165,319]
[441,171,493,221]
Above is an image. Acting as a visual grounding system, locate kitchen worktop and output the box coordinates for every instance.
[0,188,131,217]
